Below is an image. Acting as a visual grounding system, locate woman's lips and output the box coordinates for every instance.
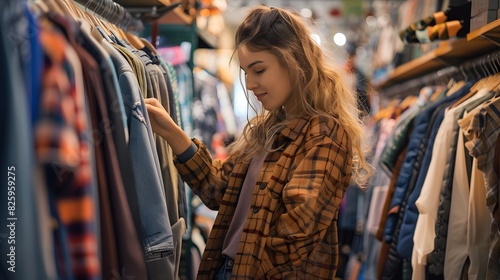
[255,93,267,101]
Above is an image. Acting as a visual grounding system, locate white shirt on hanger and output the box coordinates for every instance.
[412,88,492,280]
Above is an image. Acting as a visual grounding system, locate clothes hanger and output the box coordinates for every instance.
[105,4,126,41]
[114,22,128,41]
[67,0,86,18]
[82,0,110,36]
[399,95,418,110]
[125,31,146,49]
[71,0,100,28]
[92,0,113,34]
[59,0,82,20]
[485,54,500,91]
[31,0,50,14]
[109,6,134,45]
[40,0,66,16]
[447,63,479,108]
[95,2,117,40]
[81,0,102,30]
[140,37,158,53]
[428,83,450,101]
[90,2,120,41]
[470,56,500,92]
[446,78,467,97]
[450,57,500,108]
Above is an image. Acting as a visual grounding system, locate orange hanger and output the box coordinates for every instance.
[125,32,146,49]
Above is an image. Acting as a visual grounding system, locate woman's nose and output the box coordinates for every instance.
[245,76,257,90]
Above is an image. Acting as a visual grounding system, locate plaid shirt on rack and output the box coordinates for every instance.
[36,21,100,279]
[459,96,500,279]
[175,115,353,279]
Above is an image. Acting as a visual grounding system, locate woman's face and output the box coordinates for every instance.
[238,44,294,112]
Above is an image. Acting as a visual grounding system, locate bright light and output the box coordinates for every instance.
[366,15,377,27]
[300,8,313,18]
[311,33,321,45]
[333,32,346,46]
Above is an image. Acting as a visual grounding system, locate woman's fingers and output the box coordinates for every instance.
[145,103,163,116]
[145,98,168,119]
[144,97,162,108]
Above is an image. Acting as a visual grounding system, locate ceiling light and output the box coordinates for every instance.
[300,8,312,18]
[333,32,346,46]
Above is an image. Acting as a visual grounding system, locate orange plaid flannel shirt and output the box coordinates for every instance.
[175,115,353,279]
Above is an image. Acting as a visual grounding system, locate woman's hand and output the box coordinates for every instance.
[144,97,176,138]
[145,97,193,155]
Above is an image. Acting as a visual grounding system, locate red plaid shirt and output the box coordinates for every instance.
[36,20,100,279]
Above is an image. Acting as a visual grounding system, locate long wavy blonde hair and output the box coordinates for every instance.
[227,6,372,186]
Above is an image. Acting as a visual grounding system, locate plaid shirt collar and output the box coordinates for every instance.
[277,115,311,142]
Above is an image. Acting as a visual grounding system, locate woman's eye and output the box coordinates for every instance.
[255,69,265,74]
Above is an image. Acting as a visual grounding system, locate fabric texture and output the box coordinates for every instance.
[175,115,353,279]
[460,96,500,279]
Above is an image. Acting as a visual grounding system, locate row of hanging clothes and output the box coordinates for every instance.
[359,49,500,280]
[156,45,240,280]
[0,0,191,279]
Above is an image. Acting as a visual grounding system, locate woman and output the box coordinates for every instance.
[145,5,371,279]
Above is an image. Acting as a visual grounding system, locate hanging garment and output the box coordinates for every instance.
[382,82,473,280]
[4,0,191,278]
[411,88,493,279]
[36,17,101,279]
[139,40,189,275]
[379,86,436,174]
[384,81,473,244]
[459,96,500,279]
[0,1,52,279]
[106,35,179,280]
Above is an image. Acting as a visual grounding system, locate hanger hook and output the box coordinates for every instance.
[92,0,100,16]
[95,0,105,18]
[459,64,468,82]
[488,54,498,75]
[494,51,500,74]
[103,1,111,22]
[109,3,116,25]
[85,0,94,12]
[118,4,127,30]
[485,55,492,77]
[480,56,486,77]
[473,60,481,80]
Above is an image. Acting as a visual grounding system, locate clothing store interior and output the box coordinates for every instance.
[2,0,500,279]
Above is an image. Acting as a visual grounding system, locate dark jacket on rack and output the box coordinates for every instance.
[379,87,435,174]
[383,81,474,243]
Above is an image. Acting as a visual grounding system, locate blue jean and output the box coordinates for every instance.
[216,257,234,280]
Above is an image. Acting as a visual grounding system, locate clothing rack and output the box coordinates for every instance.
[382,49,500,98]
[459,50,500,81]
[73,0,144,33]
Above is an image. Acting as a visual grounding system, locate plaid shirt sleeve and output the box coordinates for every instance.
[174,138,236,210]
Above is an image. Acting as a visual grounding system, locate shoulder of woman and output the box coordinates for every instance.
[302,115,349,149]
